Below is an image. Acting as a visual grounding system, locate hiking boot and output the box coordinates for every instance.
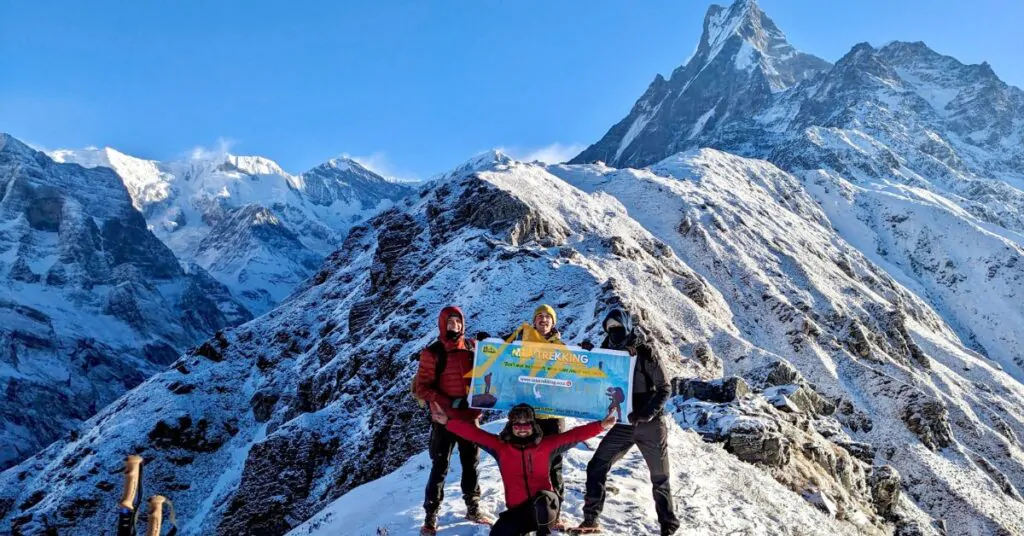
[420,512,438,535]
[465,504,494,525]
[661,522,680,536]
[569,517,601,534]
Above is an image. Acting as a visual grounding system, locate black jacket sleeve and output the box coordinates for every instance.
[636,346,671,420]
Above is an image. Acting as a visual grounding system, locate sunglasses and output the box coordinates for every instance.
[511,421,534,429]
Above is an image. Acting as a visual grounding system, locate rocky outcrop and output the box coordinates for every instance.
[870,465,902,519]
[901,394,954,451]
[674,376,750,403]
[671,390,885,533]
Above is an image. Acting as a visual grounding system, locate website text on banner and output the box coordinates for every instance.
[468,337,636,423]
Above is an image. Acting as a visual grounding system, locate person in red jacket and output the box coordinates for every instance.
[414,306,491,534]
[430,401,616,536]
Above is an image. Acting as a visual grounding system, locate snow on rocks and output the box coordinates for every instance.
[51,146,412,314]
[0,134,251,471]
[0,154,732,535]
[4,148,1024,535]
[287,418,862,536]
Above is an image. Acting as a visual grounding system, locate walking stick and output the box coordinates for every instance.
[145,495,178,536]
[116,455,143,536]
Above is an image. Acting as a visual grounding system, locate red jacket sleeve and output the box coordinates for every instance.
[414,347,451,407]
[545,422,605,452]
[447,420,503,453]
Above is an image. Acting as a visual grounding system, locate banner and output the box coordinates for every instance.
[468,337,636,423]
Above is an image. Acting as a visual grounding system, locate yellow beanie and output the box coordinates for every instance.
[534,304,557,325]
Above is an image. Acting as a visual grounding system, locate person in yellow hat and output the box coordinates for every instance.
[477,303,568,529]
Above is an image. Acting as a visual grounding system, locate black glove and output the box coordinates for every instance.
[580,340,594,351]
[451,397,469,410]
[476,332,491,341]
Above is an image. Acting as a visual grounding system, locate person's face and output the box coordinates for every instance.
[534,312,554,334]
[512,420,533,437]
[446,315,463,334]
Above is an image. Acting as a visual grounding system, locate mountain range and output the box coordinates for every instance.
[51,146,411,314]
[3,1,1024,535]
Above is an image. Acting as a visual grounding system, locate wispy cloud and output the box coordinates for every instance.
[187,137,237,161]
[345,151,420,183]
[503,142,586,165]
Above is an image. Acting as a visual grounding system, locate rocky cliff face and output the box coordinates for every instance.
[51,148,413,314]
[0,134,251,470]
[571,0,830,169]
[3,151,1023,535]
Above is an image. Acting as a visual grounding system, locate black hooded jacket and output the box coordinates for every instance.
[600,310,671,422]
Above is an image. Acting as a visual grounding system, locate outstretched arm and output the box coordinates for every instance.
[549,411,617,456]
[431,401,503,453]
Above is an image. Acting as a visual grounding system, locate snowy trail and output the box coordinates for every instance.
[288,419,855,536]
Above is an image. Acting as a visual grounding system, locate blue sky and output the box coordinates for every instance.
[2,0,1022,179]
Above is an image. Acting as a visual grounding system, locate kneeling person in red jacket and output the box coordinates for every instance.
[430,401,616,536]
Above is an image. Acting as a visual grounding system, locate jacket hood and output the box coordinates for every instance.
[499,403,544,445]
[438,306,465,337]
[600,308,645,352]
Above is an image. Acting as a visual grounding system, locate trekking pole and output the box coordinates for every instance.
[116,455,143,536]
[145,495,178,536]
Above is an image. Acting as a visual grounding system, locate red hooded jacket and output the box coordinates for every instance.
[413,306,480,421]
[447,419,604,508]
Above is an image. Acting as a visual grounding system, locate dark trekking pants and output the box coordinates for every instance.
[424,421,481,514]
[583,417,679,533]
[490,490,560,536]
[537,418,565,499]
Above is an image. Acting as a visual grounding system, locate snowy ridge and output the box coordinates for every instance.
[52,146,412,313]
[288,418,860,536]
[4,151,1024,535]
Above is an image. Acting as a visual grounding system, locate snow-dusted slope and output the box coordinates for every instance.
[288,418,860,536]
[572,0,1024,380]
[0,133,251,470]
[552,150,1024,535]
[0,152,732,535]
[4,152,1024,535]
[51,147,412,313]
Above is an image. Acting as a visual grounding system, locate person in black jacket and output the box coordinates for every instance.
[575,309,680,536]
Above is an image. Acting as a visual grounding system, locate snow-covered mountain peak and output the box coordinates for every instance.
[693,0,830,91]
[429,149,516,184]
[570,0,829,168]
[701,0,763,62]
[220,154,291,178]
[49,144,411,314]
[315,156,361,172]
[50,146,176,212]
